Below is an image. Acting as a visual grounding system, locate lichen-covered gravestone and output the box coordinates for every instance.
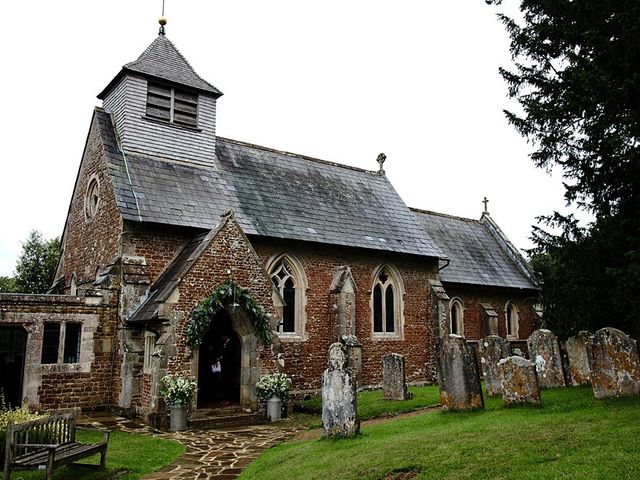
[587,327,640,399]
[527,329,566,388]
[340,334,363,389]
[565,331,592,386]
[322,342,360,437]
[437,334,484,410]
[478,335,510,396]
[498,356,541,406]
[382,353,411,400]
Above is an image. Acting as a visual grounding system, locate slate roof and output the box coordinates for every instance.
[96,108,444,259]
[412,209,539,290]
[98,35,222,99]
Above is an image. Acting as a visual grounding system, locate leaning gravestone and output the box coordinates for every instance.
[588,327,640,399]
[565,331,592,386]
[383,353,411,400]
[437,334,484,410]
[478,335,510,396]
[498,356,541,407]
[527,329,566,388]
[322,342,360,437]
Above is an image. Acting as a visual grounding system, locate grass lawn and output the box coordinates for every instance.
[242,386,640,480]
[298,385,441,422]
[0,429,184,480]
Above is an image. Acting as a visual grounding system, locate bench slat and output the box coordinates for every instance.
[13,442,105,467]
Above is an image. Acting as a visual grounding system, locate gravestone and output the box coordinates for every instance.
[340,334,363,389]
[437,334,484,411]
[382,353,411,400]
[498,356,541,406]
[478,335,510,396]
[588,327,640,399]
[527,329,566,388]
[565,331,592,386]
[322,342,360,437]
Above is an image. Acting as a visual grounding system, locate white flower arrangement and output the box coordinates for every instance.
[256,372,292,401]
[160,374,198,407]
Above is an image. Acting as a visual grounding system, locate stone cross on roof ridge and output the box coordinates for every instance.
[483,196,489,215]
[376,153,386,175]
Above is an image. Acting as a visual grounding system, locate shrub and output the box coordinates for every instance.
[0,395,46,468]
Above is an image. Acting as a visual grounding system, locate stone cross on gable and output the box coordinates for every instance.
[483,197,489,214]
[376,153,386,175]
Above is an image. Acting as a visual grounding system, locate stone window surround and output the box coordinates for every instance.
[84,175,100,222]
[449,297,465,337]
[265,252,308,342]
[41,321,83,365]
[370,263,404,340]
[505,301,520,339]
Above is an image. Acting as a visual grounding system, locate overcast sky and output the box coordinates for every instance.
[0,1,573,277]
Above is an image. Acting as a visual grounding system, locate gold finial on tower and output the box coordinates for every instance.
[158,0,167,35]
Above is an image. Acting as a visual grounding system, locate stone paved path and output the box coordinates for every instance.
[78,413,305,479]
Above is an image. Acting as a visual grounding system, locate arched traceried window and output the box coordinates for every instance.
[267,254,307,338]
[506,302,519,339]
[372,265,403,337]
[450,299,464,336]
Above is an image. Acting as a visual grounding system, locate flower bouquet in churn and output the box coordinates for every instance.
[256,372,292,421]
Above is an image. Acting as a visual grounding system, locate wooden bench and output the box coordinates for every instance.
[3,411,110,480]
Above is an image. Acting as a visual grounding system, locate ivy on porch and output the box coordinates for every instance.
[186,280,273,348]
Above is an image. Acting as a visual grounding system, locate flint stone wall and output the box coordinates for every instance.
[498,356,541,406]
[588,327,640,399]
[322,343,360,437]
[565,331,592,386]
[437,335,484,411]
[478,335,510,396]
[527,329,565,388]
[383,353,411,400]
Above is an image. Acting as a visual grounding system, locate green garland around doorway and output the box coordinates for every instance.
[186,280,273,348]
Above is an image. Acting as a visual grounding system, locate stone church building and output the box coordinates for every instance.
[0,31,539,424]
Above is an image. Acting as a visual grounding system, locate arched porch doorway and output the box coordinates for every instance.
[198,311,240,408]
[195,307,259,410]
[0,326,27,407]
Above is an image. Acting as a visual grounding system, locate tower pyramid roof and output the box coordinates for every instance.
[98,35,222,99]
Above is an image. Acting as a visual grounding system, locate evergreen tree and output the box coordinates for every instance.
[14,231,61,294]
[0,276,18,293]
[487,0,640,338]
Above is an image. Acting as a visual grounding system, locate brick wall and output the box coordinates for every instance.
[443,284,539,341]
[252,237,440,389]
[166,218,278,376]
[0,293,118,411]
[58,113,122,290]
[123,222,201,284]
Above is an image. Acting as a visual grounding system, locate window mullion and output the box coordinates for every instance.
[58,323,65,364]
[381,285,386,333]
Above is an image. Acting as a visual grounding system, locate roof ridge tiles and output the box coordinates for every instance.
[217,136,379,176]
[410,207,481,224]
